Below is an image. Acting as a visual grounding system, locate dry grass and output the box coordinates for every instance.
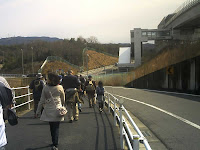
[41,61,79,75]
[85,50,118,70]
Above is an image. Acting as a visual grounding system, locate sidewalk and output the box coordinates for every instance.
[5,100,120,150]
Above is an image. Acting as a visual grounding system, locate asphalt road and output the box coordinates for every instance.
[105,86,200,150]
[5,100,120,150]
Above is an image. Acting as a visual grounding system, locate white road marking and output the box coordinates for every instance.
[142,89,200,97]
[106,86,200,97]
[110,93,200,130]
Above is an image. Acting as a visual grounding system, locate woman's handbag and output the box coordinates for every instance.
[47,87,67,117]
[7,108,18,126]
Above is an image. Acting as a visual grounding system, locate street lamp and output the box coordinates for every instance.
[31,47,34,74]
[21,49,24,75]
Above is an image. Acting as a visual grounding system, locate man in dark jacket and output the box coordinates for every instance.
[62,70,81,122]
[29,73,45,118]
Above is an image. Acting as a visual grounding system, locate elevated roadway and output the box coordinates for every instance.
[105,86,200,150]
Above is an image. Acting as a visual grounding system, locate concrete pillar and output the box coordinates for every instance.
[190,60,196,90]
[133,28,142,67]
[178,71,182,90]
[163,73,168,89]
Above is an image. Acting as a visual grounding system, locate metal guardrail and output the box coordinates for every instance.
[165,0,200,27]
[11,86,33,111]
[0,74,24,78]
[105,91,152,150]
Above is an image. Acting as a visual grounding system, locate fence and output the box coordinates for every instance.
[105,91,152,150]
[11,86,33,111]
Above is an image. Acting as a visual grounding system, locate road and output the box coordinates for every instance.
[105,86,200,150]
[5,100,120,150]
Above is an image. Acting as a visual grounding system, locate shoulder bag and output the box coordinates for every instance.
[47,87,67,117]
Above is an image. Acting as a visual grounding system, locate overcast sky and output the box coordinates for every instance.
[0,0,184,43]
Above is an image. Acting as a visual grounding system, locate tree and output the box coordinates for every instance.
[86,36,99,44]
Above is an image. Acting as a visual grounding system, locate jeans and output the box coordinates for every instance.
[49,122,60,147]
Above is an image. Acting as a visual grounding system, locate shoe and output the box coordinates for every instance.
[69,120,73,123]
[51,146,58,150]
[78,108,82,112]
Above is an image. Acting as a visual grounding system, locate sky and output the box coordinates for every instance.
[0,0,185,43]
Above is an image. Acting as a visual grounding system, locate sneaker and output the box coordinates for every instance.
[51,146,58,150]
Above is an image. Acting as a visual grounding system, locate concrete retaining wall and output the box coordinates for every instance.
[126,55,200,94]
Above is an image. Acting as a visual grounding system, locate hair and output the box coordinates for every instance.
[98,81,103,87]
[48,72,60,86]
[68,70,73,75]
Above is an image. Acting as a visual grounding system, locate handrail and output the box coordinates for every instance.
[165,0,200,27]
[11,86,33,110]
[105,91,152,150]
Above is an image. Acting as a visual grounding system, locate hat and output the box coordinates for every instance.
[36,73,43,78]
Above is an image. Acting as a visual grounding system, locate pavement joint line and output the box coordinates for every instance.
[112,93,200,130]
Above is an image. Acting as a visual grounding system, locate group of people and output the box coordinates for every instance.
[29,70,105,150]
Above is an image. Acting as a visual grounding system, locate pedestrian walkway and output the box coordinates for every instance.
[5,100,120,150]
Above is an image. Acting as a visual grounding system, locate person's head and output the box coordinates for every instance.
[88,75,92,81]
[98,81,103,87]
[47,72,60,86]
[68,70,73,75]
[36,73,43,79]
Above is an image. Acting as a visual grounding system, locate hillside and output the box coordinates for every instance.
[0,36,61,45]
[41,61,79,75]
[85,50,118,70]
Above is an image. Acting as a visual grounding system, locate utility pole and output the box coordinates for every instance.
[87,54,89,77]
[31,47,34,74]
[21,49,24,75]
[2,51,4,64]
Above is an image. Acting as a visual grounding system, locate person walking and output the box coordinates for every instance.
[29,73,45,118]
[77,75,86,112]
[96,81,105,113]
[85,75,96,108]
[36,73,65,150]
[62,70,82,123]
[0,77,13,150]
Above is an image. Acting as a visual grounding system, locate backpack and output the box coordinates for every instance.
[34,79,42,91]
[86,81,95,92]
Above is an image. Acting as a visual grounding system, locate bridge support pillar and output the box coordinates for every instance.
[190,59,196,90]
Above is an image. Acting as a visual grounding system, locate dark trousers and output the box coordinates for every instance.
[49,122,60,147]
[34,99,40,114]
[98,101,104,109]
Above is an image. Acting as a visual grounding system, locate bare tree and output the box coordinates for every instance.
[86,36,99,44]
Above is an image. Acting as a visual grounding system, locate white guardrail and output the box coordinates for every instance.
[105,91,152,150]
[11,86,33,111]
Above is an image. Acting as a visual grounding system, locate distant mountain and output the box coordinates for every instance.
[0,36,62,45]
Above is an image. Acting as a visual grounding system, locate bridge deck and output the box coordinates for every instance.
[5,100,120,150]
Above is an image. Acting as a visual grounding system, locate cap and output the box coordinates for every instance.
[36,73,43,78]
